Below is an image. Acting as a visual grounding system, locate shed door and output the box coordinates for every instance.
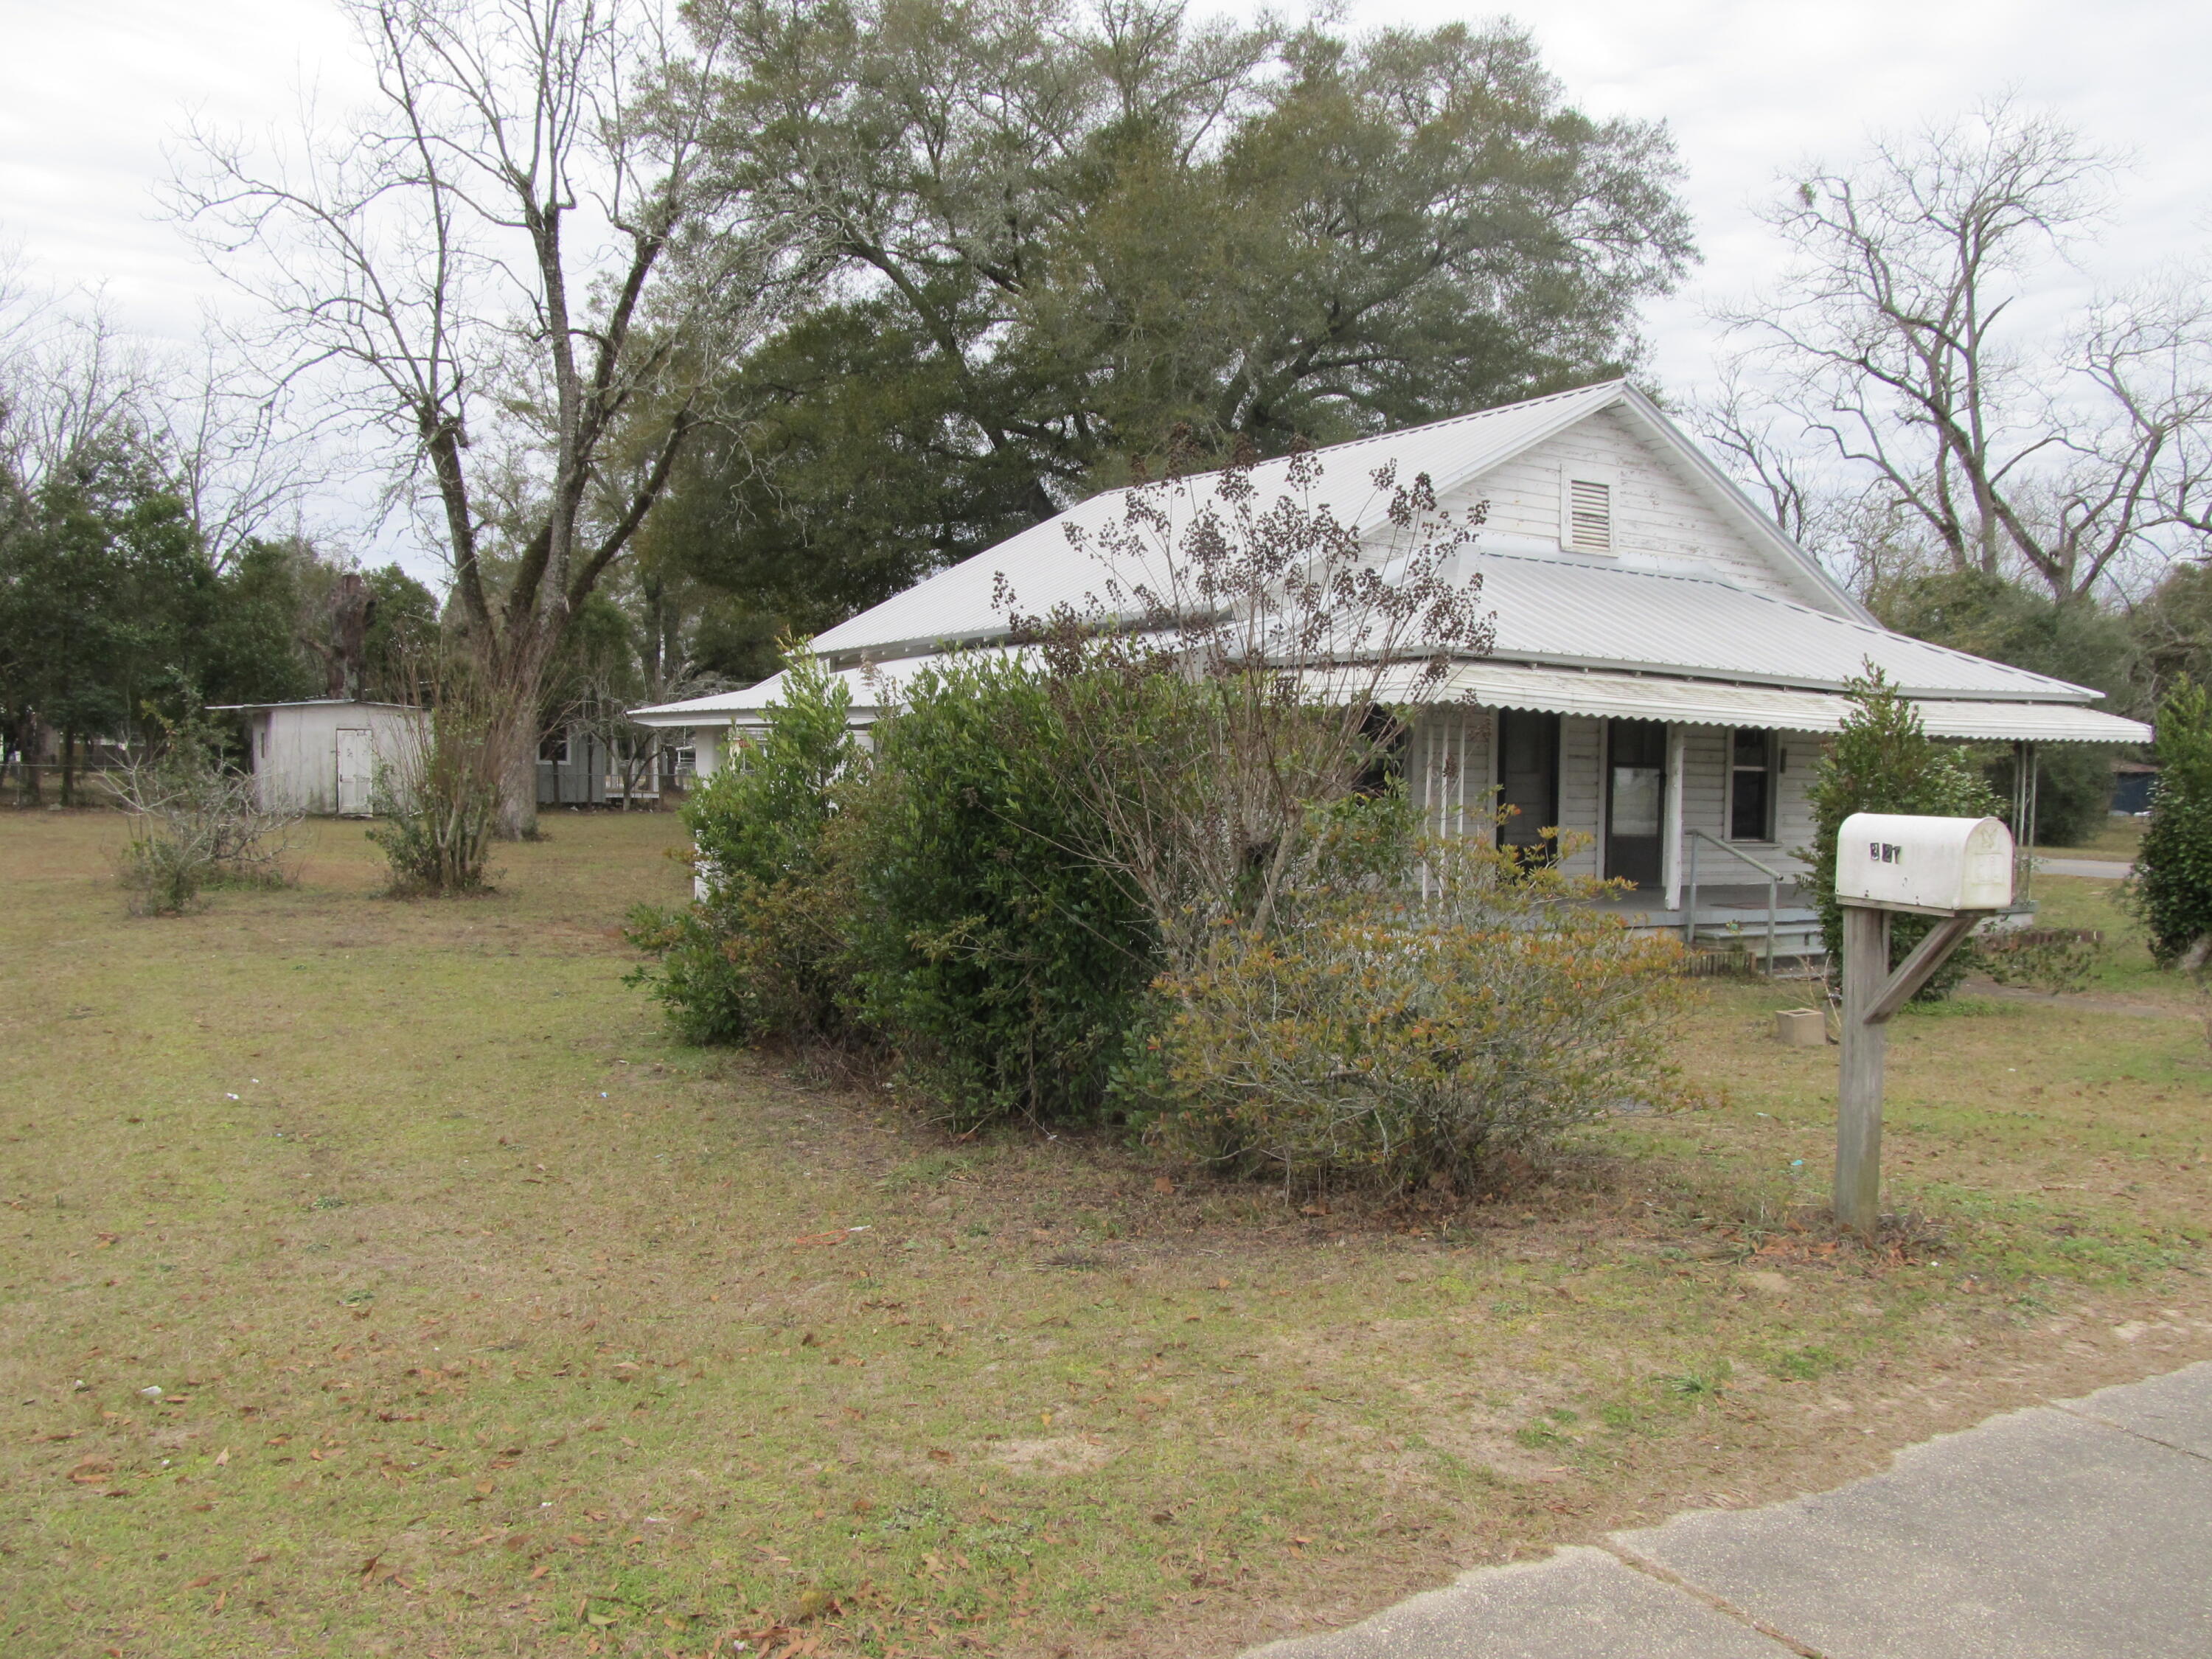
[1605,720,1666,888]
[335,728,374,816]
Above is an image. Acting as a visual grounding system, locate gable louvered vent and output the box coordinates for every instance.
[1568,478,1613,551]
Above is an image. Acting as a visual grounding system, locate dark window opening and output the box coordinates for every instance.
[1606,719,1666,888]
[1496,709,1561,864]
[1729,728,1776,841]
[539,731,570,765]
[1352,705,1409,798]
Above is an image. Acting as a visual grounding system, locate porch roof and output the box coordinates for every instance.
[633,653,2150,745]
[1406,662,2152,745]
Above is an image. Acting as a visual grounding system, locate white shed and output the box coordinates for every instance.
[209,699,426,817]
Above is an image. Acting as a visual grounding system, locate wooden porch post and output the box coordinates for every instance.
[1661,724,1687,912]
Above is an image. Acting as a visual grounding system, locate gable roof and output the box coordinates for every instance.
[805,380,1865,666]
[634,380,2142,736]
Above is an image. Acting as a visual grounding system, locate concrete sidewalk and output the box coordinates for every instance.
[1247,1362,2212,1659]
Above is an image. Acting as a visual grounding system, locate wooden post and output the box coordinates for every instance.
[1834,903,1891,1234]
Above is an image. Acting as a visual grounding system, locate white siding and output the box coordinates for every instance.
[1451,406,1802,602]
[252,703,424,815]
[1559,717,1604,876]
[1408,706,1495,841]
[1673,724,1817,882]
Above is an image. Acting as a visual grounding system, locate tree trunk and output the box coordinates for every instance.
[60,728,77,808]
[497,714,540,841]
[20,716,43,806]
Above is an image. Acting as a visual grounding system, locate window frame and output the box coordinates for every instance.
[1726,727,1779,843]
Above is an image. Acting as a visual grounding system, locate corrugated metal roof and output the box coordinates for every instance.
[1413,664,2148,742]
[637,653,2148,745]
[632,650,1024,728]
[1913,701,2152,743]
[1463,554,2090,699]
[794,380,2078,701]
[636,383,2132,731]
[810,381,1634,659]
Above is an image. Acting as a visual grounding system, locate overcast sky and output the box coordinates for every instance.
[3,0,2208,568]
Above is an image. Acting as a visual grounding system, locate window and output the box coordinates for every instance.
[538,731,570,765]
[1567,478,1613,551]
[1352,704,1408,797]
[671,746,697,775]
[1729,728,1778,841]
[1496,709,1561,863]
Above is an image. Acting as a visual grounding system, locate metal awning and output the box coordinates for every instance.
[634,653,2151,745]
[1416,662,2149,744]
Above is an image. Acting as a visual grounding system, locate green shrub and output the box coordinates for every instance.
[1150,832,1683,1196]
[1975,928,2106,994]
[625,654,863,1045]
[2125,679,2212,967]
[1801,670,2006,1000]
[849,655,1157,1127]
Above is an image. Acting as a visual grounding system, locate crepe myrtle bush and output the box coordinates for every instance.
[1145,827,1686,1197]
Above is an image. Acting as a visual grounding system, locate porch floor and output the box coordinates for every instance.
[1599,880,1816,933]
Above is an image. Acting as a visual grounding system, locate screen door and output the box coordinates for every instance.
[1605,720,1666,888]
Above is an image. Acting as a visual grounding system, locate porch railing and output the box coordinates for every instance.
[1683,829,1784,978]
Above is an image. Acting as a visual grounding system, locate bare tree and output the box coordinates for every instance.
[1002,444,1495,964]
[1708,102,2212,602]
[173,0,770,838]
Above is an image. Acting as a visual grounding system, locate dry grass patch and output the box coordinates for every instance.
[1,813,2207,1659]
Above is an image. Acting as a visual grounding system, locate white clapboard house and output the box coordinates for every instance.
[631,381,2151,954]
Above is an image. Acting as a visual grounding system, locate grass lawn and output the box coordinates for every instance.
[2034,813,2145,862]
[3,811,2208,1659]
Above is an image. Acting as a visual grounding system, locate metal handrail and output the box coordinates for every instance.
[1683,828,1784,977]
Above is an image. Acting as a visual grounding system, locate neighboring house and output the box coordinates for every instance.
[537,722,611,807]
[630,381,2152,948]
[2112,760,2160,816]
[211,699,425,817]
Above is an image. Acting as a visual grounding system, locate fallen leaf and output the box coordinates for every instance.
[927,1448,953,1463]
[1152,1176,1174,1194]
[530,1562,550,1580]
[187,1574,216,1590]
[213,1448,230,1467]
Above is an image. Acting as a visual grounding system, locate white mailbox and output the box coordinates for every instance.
[1837,813,2013,913]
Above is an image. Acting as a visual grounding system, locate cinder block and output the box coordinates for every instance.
[1775,1007,1826,1047]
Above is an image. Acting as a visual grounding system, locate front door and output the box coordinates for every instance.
[1606,720,1666,888]
[335,728,373,817]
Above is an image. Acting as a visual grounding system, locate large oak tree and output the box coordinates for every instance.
[651,0,1694,642]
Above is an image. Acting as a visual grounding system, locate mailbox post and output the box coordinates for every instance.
[1832,813,2014,1234]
